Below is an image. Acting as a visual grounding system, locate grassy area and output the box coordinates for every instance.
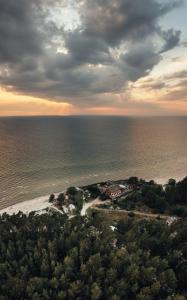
[92,207,170,222]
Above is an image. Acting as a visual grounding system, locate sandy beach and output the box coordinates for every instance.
[0,194,56,215]
[0,193,101,216]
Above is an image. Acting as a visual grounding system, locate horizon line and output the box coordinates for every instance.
[0,114,187,119]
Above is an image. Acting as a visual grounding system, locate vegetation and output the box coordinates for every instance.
[1,176,187,299]
[49,187,84,214]
[49,194,55,203]
[53,176,187,218]
[114,177,187,217]
[0,208,187,299]
[85,185,101,199]
[66,187,84,213]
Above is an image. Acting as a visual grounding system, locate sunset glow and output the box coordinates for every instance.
[0,0,187,116]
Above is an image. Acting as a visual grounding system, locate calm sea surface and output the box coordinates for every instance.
[0,116,187,209]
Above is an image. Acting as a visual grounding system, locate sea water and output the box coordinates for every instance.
[0,116,187,209]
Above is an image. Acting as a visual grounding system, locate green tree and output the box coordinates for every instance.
[49,194,55,203]
[91,283,102,300]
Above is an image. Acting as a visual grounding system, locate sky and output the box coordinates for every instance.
[0,0,187,116]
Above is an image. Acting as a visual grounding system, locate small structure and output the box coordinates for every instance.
[166,216,178,226]
[99,181,134,200]
[105,185,124,200]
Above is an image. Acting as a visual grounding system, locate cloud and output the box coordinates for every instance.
[161,70,187,81]
[120,42,161,80]
[159,28,181,53]
[80,0,182,46]
[0,0,43,63]
[162,75,187,102]
[131,69,187,104]
[64,31,113,66]
[0,0,183,109]
[161,82,187,102]
[137,79,167,90]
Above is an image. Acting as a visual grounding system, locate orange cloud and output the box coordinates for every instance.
[0,89,74,116]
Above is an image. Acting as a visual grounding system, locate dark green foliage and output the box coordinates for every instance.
[143,190,166,213]
[127,177,139,185]
[49,194,55,203]
[0,212,187,299]
[100,193,108,201]
[166,177,187,205]
[56,193,65,206]
[117,192,142,210]
[122,177,187,216]
[170,205,187,217]
[128,211,135,217]
[168,178,176,186]
[86,185,101,199]
[67,187,77,196]
[67,188,84,212]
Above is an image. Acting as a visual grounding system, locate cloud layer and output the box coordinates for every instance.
[0,0,184,110]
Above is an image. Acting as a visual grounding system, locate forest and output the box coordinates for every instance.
[0,205,187,299]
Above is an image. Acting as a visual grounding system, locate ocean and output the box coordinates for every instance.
[0,116,187,209]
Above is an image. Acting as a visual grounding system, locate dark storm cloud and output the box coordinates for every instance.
[159,29,181,53]
[65,31,113,65]
[0,0,43,63]
[0,0,183,106]
[120,43,161,81]
[46,31,113,73]
[80,0,182,46]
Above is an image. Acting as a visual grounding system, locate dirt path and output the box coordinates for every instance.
[93,207,172,220]
[81,198,107,216]
[90,193,173,220]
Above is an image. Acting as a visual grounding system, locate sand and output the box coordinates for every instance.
[0,194,57,215]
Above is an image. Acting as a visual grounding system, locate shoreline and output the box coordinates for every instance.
[0,193,59,216]
[0,175,184,216]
